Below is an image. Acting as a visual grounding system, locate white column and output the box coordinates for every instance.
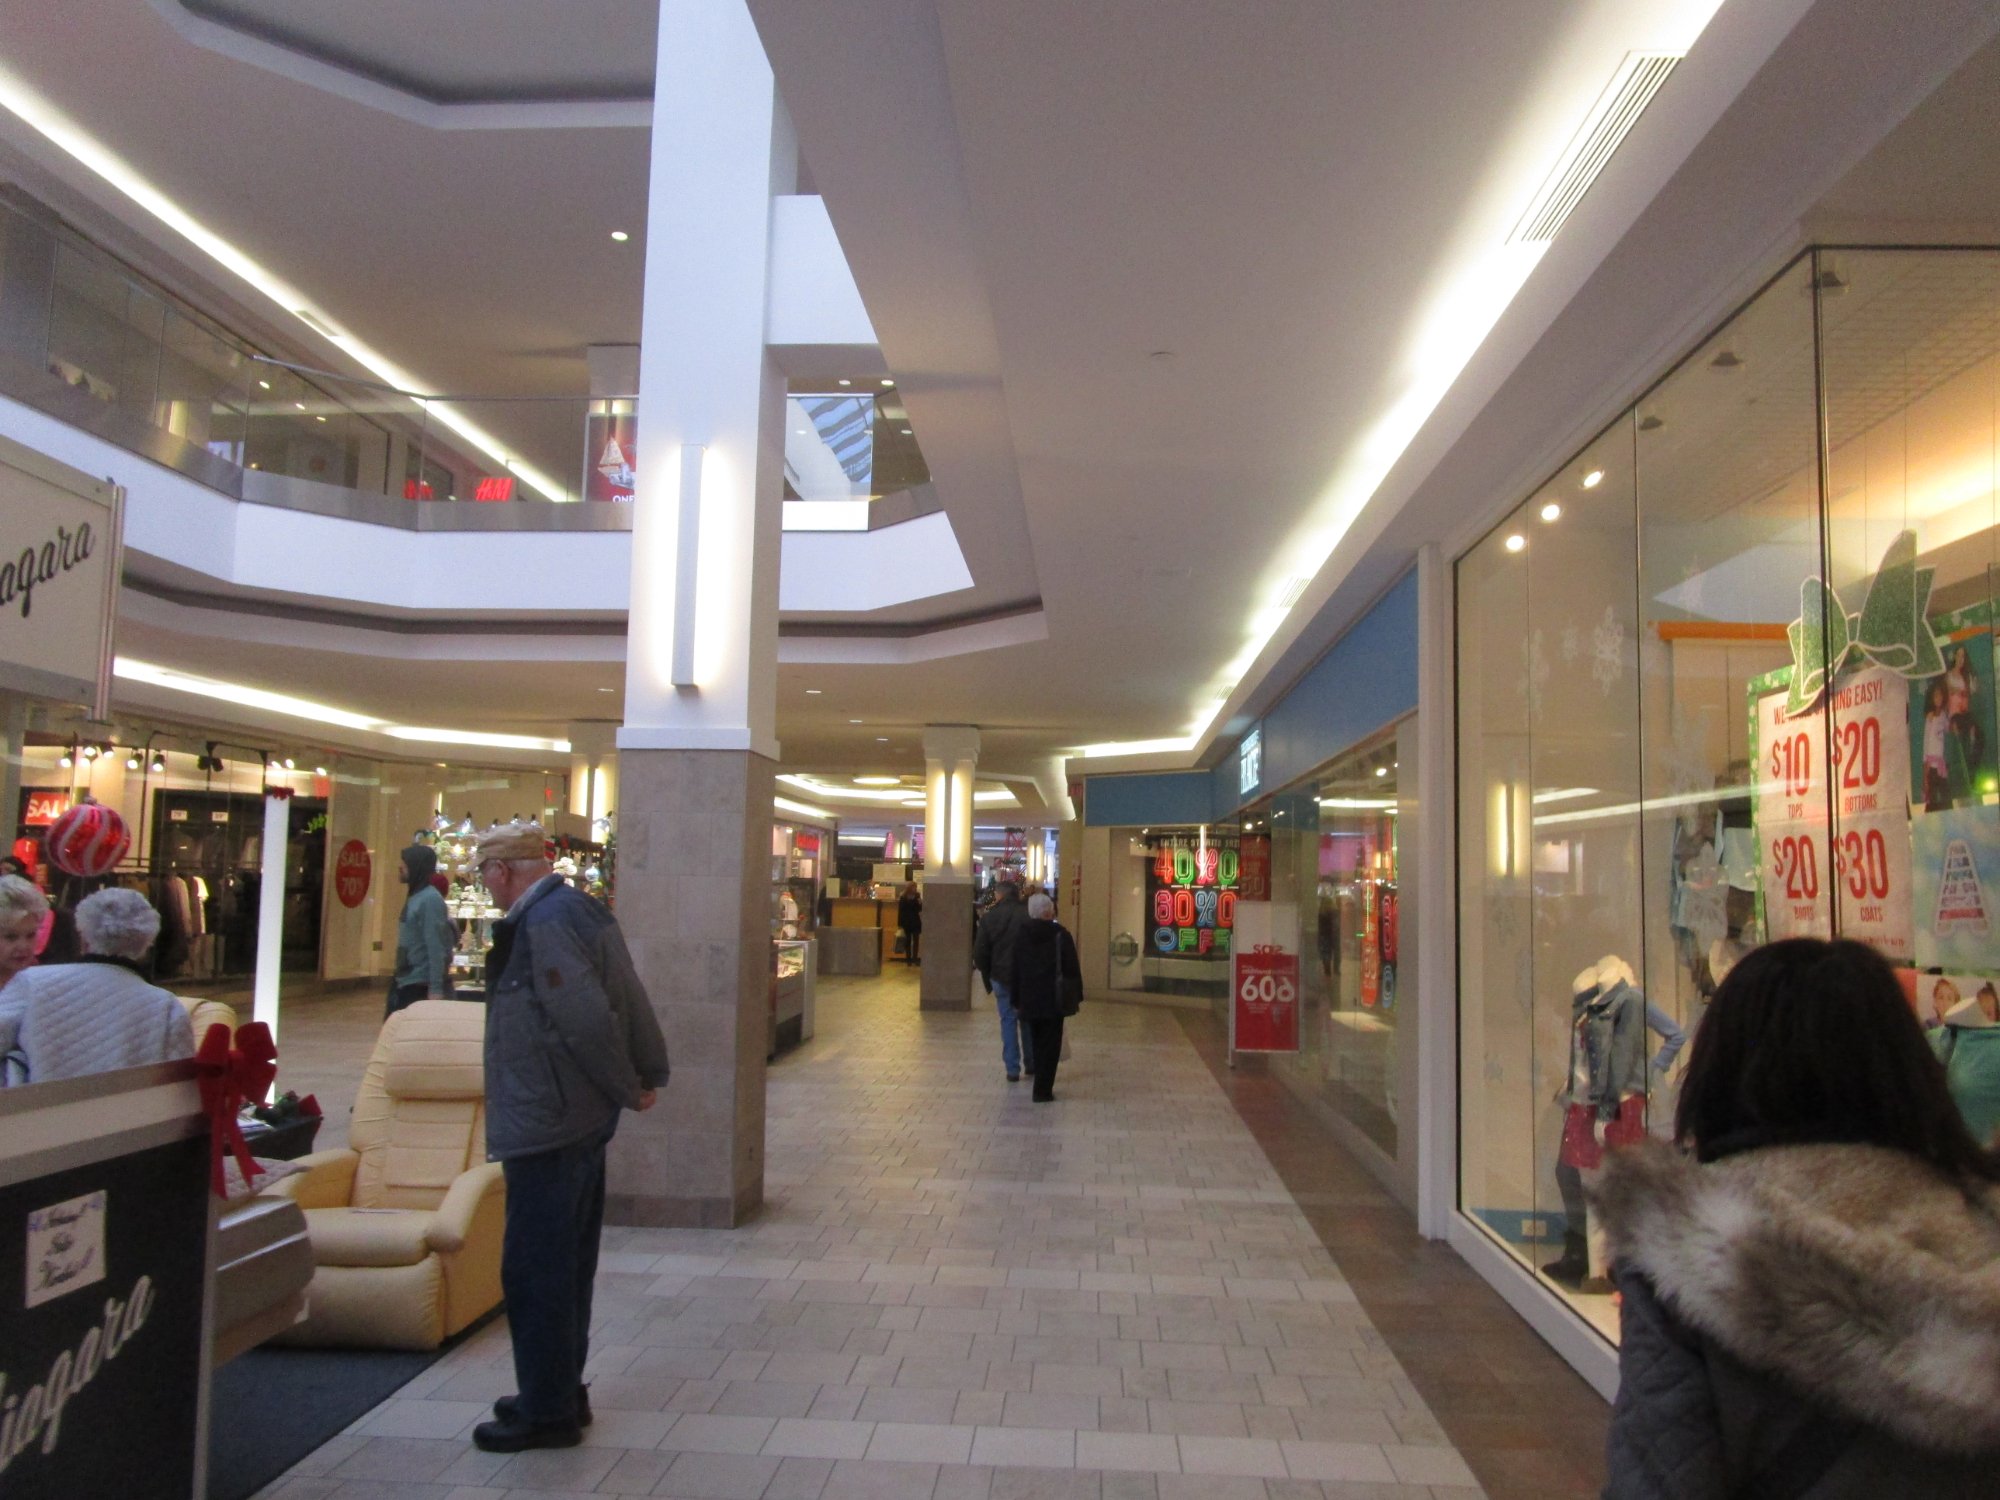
[618,0,789,758]
[605,0,793,1229]
[254,789,290,1041]
[922,726,980,880]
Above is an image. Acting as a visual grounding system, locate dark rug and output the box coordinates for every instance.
[206,1316,497,1500]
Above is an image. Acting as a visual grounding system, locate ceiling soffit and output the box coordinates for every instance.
[156,0,654,127]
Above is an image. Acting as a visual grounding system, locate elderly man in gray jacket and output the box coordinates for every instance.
[470,820,669,1453]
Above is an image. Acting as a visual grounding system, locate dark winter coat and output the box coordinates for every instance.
[484,877,670,1160]
[971,891,1027,988]
[1007,917,1080,1022]
[897,891,923,936]
[1592,1137,2000,1499]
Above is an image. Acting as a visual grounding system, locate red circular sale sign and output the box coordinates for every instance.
[334,840,372,908]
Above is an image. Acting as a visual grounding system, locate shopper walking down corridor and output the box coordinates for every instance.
[1593,938,2000,1499]
[896,879,923,964]
[0,887,194,1085]
[1010,892,1081,1102]
[973,874,1032,1081]
[389,841,458,1013]
[472,820,670,1454]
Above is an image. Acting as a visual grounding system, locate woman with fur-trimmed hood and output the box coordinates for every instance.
[1591,937,2000,1499]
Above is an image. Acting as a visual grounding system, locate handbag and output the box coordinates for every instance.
[1055,931,1083,1017]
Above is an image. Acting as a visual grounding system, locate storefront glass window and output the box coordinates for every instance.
[1457,248,2000,1345]
[1269,732,1404,1156]
[1103,824,1238,999]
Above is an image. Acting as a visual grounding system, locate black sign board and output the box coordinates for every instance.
[0,1132,208,1497]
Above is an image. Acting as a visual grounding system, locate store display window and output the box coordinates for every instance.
[1235,729,1407,1159]
[1456,247,2000,1345]
[1103,824,1238,998]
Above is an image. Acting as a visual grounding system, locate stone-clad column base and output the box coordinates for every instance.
[605,747,772,1228]
[920,882,975,1011]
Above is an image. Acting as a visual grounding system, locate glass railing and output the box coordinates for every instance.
[0,192,933,525]
[3,194,625,507]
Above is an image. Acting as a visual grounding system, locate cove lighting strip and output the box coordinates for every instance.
[775,795,834,820]
[114,658,571,754]
[1077,1,1727,762]
[778,772,1019,808]
[0,69,569,502]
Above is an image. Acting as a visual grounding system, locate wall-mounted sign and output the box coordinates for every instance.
[472,476,516,502]
[1239,727,1263,797]
[0,435,123,716]
[20,789,72,827]
[1145,832,1239,957]
[334,839,372,908]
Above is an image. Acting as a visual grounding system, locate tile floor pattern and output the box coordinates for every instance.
[254,969,1485,1499]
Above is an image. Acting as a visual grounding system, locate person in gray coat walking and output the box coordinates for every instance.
[389,841,459,1012]
[469,820,670,1454]
[1592,938,2000,1499]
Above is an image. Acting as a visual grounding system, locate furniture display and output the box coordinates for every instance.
[268,1001,504,1350]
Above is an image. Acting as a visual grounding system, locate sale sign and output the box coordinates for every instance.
[1232,943,1300,1053]
[20,789,71,827]
[1757,666,1913,957]
[1145,832,1238,957]
[334,839,372,908]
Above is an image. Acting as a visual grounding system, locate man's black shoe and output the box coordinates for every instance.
[473,1413,583,1452]
[492,1385,592,1428]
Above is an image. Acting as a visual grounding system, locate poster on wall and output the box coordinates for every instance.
[1913,803,2000,972]
[1144,832,1238,956]
[1907,609,1999,811]
[583,409,637,502]
[1896,966,2000,1030]
[1752,664,1914,958]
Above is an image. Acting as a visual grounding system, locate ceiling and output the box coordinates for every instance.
[2,0,1997,808]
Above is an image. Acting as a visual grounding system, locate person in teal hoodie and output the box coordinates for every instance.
[1931,983,2000,1148]
[390,841,459,1013]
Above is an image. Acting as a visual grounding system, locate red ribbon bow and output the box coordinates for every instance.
[195,1021,278,1198]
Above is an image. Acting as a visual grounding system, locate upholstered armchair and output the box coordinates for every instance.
[178,993,238,1039]
[270,1000,504,1350]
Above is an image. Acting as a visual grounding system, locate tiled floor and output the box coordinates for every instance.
[249,966,1605,1500]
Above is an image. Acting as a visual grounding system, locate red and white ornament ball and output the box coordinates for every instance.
[45,797,131,877]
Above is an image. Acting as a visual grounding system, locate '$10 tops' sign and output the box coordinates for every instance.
[1148,837,1239,956]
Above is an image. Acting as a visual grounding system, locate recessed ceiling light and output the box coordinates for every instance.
[900,428,912,436]
[1581,469,1604,489]
[795,428,807,435]
[880,378,894,387]
[316,414,328,423]
[1504,534,1527,553]
[855,776,900,786]
[314,766,327,775]
[1539,501,1561,522]
[849,718,864,725]
[1375,766,1388,778]
[837,378,851,387]
[806,688,821,695]
[877,737,889,743]
[257,379,270,389]
[596,687,616,693]
[610,230,629,242]
[293,401,306,410]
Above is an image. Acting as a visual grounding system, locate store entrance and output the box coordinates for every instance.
[149,790,326,982]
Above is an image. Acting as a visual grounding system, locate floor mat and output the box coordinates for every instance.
[205,1321,490,1500]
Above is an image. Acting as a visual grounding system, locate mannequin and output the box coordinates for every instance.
[1543,955,1684,1292]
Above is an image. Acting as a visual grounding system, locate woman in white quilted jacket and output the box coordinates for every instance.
[0,886,194,1086]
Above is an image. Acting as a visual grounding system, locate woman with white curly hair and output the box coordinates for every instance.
[0,874,49,992]
[0,886,194,1086]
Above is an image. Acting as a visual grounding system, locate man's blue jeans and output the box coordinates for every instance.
[993,979,1034,1076]
[500,1132,608,1424]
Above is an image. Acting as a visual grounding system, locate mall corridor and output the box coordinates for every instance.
[252,971,1599,1500]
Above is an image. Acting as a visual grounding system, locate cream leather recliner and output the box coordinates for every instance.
[270,1000,504,1350]
[178,993,238,1040]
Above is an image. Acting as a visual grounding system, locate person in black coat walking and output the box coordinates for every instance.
[1008,894,1080,1102]
[896,881,923,965]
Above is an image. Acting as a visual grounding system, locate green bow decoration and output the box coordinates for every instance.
[1784,529,1944,717]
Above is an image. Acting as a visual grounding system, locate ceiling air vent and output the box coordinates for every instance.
[1510,52,1680,246]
